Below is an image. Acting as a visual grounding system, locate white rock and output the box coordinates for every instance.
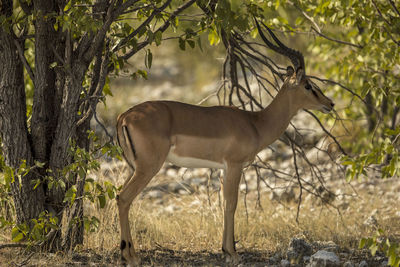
[177,167,189,177]
[178,189,190,195]
[314,240,339,252]
[190,199,201,207]
[343,261,355,267]
[239,183,247,192]
[363,215,378,227]
[164,204,180,213]
[307,250,340,267]
[166,168,178,177]
[191,168,208,178]
[280,259,290,267]
[269,187,296,203]
[190,177,207,186]
[168,182,184,193]
[146,190,163,199]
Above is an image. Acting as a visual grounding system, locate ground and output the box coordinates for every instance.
[1,159,399,266]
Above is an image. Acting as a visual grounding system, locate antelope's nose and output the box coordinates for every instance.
[331,102,335,108]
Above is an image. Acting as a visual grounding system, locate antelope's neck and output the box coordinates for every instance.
[255,90,299,150]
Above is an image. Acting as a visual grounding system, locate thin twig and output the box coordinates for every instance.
[389,0,400,16]
[311,27,364,49]
[305,110,347,156]
[94,110,114,144]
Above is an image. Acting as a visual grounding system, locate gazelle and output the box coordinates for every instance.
[115,20,334,266]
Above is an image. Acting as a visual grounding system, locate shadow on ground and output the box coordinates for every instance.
[65,247,272,266]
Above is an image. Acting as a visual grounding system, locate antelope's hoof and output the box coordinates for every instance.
[121,253,141,267]
[224,252,240,265]
[120,241,140,266]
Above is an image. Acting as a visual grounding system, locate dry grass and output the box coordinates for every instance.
[84,163,400,264]
[1,161,400,266]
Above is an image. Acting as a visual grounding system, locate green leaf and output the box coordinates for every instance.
[187,40,195,49]
[145,50,153,69]
[178,37,186,50]
[11,227,24,242]
[370,243,378,256]
[154,31,162,46]
[359,238,367,249]
[103,77,113,96]
[34,161,46,168]
[147,29,154,44]
[274,0,280,10]
[64,185,77,204]
[32,179,41,190]
[137,69,148,80]
[196,37,203,52]
[172,16,179,28]
[78,168,86,179]
[208,28,220,45]
[98,194,106,208]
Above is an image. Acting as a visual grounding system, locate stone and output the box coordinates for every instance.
[358,260,368,267]
[307,250,340,267]
[189,177,207,186]
[164,204,180,213]
[178,189,190,195]
[287,238,313,263]
[166,168,178,177]
[146,190,163,199]
[363,215,378,228]
[303,256,311,264]
[343,261,355,267]
[280,259,290,267]
[313,241,339,253]
[270,187,296,203]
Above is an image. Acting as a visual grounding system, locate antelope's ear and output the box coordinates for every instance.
[296,68,305,84]
[286,66,294,77]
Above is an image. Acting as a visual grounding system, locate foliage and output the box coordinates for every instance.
[0,130,120,243]
[360,229,400,267]
[295,0,400,179]
[264,1,400,261]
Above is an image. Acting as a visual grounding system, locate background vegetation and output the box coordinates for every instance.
[0,0,399,266]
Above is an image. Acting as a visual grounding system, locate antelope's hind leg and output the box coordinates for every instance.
[117,137,170,266]
[117,170,152,266]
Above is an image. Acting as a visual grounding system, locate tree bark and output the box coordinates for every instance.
[0,1,45,224]
[31,0,57,166]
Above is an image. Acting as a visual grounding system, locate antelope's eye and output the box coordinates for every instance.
[305,83,312,90]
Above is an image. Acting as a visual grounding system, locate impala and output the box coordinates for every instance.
[115,20,334,266]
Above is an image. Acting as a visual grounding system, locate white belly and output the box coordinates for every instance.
[166,151,225,169]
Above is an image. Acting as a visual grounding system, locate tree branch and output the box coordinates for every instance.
[389,0,400,16]
[121,0,197,61]
[305,110,348,156]
[311,27,364,49]
[112,0,171,53]
[13,39,35,84]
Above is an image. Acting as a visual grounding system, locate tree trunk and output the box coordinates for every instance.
[0,1,45,224]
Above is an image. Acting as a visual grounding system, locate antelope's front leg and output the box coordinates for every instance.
[221,163,242,264]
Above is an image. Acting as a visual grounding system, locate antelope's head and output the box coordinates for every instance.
[255,19,335,114]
